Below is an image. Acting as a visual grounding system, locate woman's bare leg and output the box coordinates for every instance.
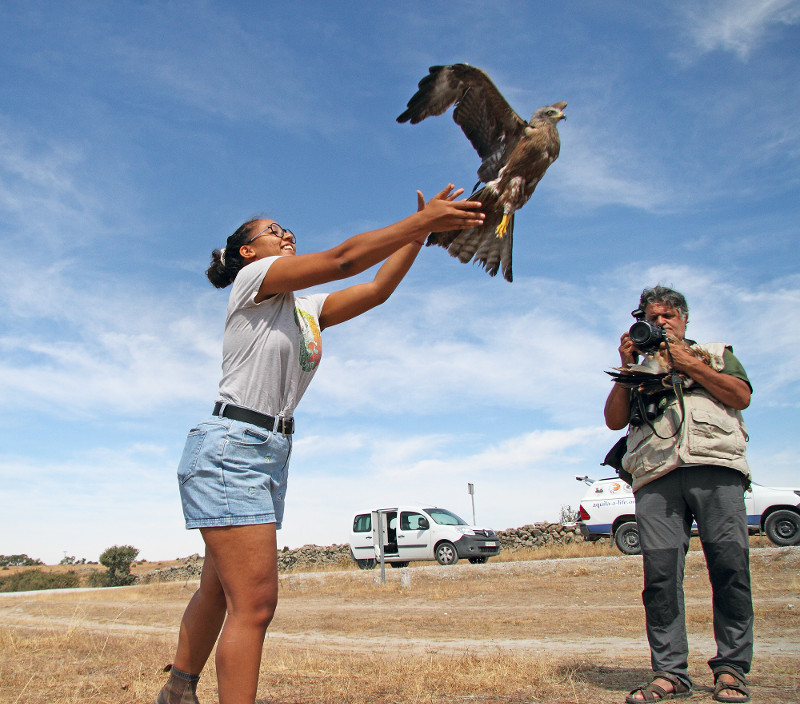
[201,524,279,704]
[171,551,228,675]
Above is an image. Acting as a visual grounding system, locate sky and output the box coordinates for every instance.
[1,1,799,565]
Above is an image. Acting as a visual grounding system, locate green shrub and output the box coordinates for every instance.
[0,569,80,592]
[86,570,113,587]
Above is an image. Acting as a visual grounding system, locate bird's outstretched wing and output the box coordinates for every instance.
[397,64,528,183]
[605,369,672,395]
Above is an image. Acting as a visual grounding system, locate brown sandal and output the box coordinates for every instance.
[625,671,692,703]
[712,665,750,703]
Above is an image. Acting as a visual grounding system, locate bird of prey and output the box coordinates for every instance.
[606,343,722,394]
[397,63,566,282]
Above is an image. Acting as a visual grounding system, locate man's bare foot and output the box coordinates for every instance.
[628,676,675,700]
[625,675,690,703]
[714,672,750,702]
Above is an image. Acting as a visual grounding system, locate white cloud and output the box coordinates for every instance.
[281,423,614,549]
[0,118,105,250]
[0,446,204,565]
[678,0,800,60]
[306,277,619,424]
[0,265,223,416]
[551,124,678,212]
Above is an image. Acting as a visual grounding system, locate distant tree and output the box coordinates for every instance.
[560,504,579,524]
[90,545,140,587]
[59,554,86,565]
[0,554,44,567]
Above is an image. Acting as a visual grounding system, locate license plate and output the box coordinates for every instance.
[485,541,497,547]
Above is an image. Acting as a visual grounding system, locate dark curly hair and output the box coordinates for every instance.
[206,219,261,288]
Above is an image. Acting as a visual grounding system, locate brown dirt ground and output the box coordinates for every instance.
[0,547,798,704]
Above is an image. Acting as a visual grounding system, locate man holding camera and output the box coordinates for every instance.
[604,286,753,704]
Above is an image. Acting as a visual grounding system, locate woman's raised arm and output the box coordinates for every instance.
[255,185,483,299]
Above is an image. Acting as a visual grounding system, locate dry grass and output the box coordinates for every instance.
[1,545,798,704]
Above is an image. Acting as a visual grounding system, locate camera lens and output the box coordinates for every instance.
[630,321,655,347]
[629,320,665,353]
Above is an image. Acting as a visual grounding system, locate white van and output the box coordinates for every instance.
[349,506,501,568]
[576,476,800,554]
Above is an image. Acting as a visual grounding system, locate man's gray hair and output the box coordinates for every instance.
[638,285,689,321]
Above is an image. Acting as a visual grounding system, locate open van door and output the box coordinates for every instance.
[372,509,400,562]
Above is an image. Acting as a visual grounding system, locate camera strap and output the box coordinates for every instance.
[638,336,686,440]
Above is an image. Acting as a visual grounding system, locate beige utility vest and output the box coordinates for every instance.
[622,343,750,492]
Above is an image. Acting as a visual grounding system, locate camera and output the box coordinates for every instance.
[628,391,661,426]
[629,308,666,354]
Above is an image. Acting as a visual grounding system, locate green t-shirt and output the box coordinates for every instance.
[721,347,751,391]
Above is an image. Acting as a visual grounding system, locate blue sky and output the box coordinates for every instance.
[1,1,799,565]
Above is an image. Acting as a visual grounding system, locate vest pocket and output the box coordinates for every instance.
[624,421,676,476]
[687,408,745,460]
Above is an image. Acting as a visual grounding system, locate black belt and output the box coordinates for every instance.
[213,402,294,435]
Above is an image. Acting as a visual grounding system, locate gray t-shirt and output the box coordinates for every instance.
[216,256,328,419]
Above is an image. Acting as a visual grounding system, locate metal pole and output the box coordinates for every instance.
[467,483,476,524]
[372,510,386,584]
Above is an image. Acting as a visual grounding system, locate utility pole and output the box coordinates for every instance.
[467,482,476,524]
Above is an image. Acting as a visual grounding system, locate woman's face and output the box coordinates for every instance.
[241,219,296,260]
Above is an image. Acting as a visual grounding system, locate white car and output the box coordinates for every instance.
[576,476,800,554]
[349,505,501,568]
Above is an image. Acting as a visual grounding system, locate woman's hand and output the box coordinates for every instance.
[417,184,484,233]
[257,183,482,297]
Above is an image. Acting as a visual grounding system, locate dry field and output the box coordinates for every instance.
[1,545,798,704]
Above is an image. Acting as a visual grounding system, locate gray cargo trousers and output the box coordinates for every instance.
[634,465,753,689]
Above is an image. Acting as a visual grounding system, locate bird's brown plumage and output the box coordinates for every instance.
[397,63,566,282]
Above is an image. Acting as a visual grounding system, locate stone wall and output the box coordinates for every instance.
[138,544,353,584]
[496,521,588,549]
[276,543,352,571]
[138,524,601,583]
[138,554,204,583]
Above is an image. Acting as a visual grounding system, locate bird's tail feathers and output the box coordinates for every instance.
[427,212,514,282]
[426,185,492,247]
[424,186,512,281]
[473,214,514,281]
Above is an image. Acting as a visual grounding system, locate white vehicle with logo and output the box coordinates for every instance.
[349,506,501,568]
[576,476,800,555]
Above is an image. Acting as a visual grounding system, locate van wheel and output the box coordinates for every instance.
[468,556,488,564]
[614,522,641,555]
[389,561,409,568]
[435,541,459,565]
[765,510,800,546]
[356,559,376,570]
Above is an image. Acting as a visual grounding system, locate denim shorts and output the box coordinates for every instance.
[177,417,292,529]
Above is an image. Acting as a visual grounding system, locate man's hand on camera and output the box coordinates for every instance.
[618,332,639,366]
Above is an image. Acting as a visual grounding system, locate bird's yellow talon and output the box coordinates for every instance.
[495,214,509,238]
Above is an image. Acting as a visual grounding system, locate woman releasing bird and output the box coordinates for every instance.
[397,63,566,282]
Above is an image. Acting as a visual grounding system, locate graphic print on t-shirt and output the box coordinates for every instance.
[294,306,322,372]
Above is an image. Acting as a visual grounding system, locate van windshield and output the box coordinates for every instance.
[425,508,468,526]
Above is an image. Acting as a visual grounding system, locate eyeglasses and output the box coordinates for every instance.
[246,222,296,245]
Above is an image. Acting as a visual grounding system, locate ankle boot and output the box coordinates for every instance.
[154,664,200,704]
